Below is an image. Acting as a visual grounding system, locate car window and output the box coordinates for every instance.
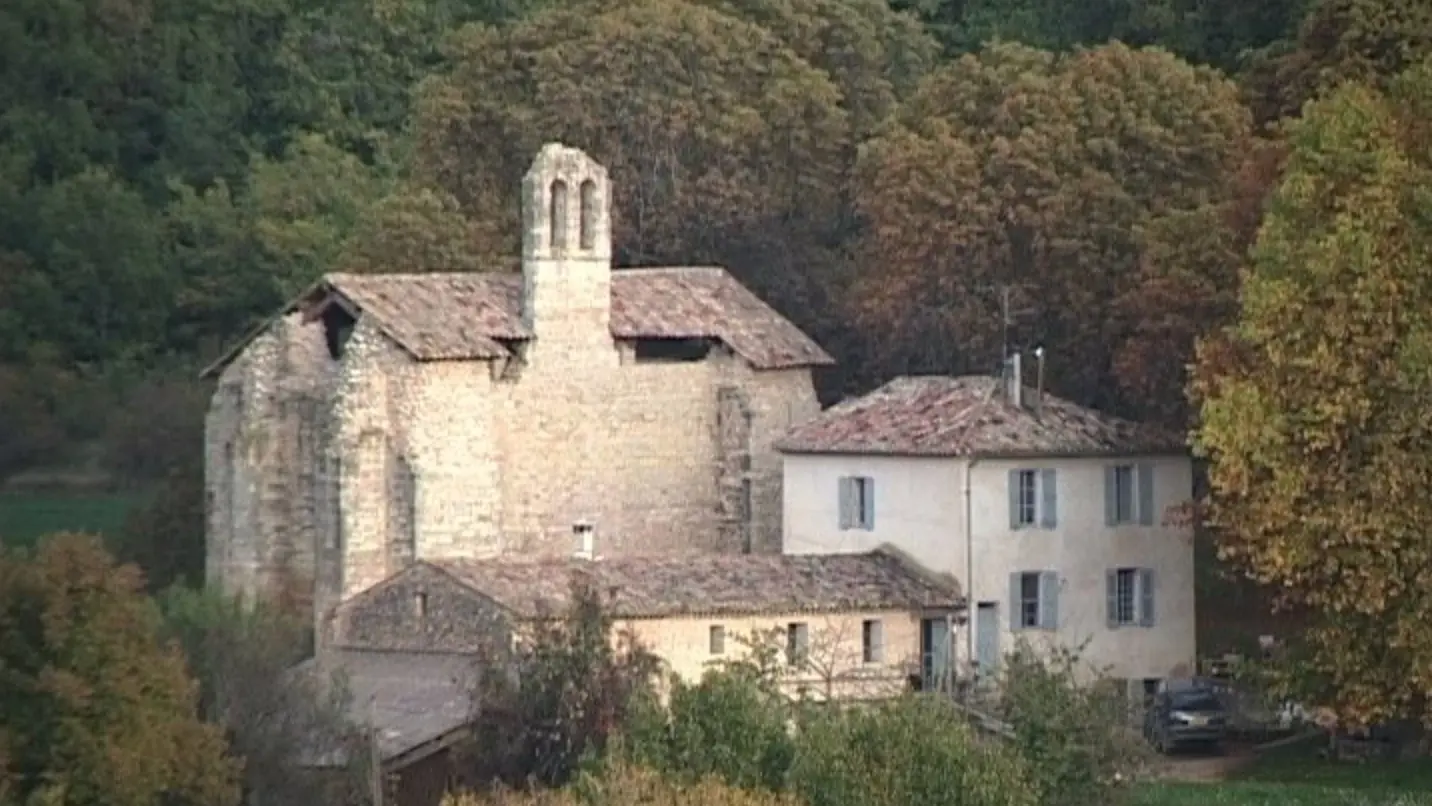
[1171,692,1221,711]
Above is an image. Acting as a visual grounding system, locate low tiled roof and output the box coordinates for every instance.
[202,267,832,377]
[295,650,473,767]
[776,375,1184,457]
[428,548,962,620]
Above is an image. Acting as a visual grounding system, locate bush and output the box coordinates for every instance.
[998,644,1154,806]
[443,761,802,806]
[466,573,663,788]
[625,664,797,792]
[158,585,366,806]
[788,694,1038,806]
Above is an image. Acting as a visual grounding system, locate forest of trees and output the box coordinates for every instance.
[3,0,1432,726]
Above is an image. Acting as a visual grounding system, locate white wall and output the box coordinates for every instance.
[780,452,1197,683]
[782,454,965,575]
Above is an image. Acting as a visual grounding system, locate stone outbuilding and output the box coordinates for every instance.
[201,143,833,640]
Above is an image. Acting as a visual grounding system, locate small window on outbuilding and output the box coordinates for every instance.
[415,592,428,618]
[632,337,712,363]
[709,625,725,655]
[321,303,356,360]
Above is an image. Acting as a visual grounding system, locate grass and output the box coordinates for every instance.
[0,491,140,548]
[1134,736,1432,805]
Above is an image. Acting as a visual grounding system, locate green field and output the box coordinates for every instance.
[0,492,140,548]
[1135,738,1432,805]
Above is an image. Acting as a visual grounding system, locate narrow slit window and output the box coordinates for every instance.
[549,179,568,248]
[579,179,596,249]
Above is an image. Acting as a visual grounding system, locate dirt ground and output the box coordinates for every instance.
[1152,741,1260,782]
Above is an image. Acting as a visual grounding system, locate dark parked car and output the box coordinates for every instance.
[1142,678,1229,753]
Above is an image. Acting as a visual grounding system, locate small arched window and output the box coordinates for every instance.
[549,179,569,248]
[579,179,597,249]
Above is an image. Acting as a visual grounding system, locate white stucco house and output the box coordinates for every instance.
[775,355,1196,697]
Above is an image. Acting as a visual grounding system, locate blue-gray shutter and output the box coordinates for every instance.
[1104,466,1118,526]
[1008,470,1021,529]
[863,478,876,530]
[1009,572,1022,630]
[1138,568,1156,626]
[1039,571,1059,630]
[1040,468,1057,529]
[837,477,852,529]
[1105,570,1119,629]
[1138,463,1155,526]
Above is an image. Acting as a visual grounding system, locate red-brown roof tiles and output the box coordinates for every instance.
[776,375,1184,457]
[428,548,963,619]
[203,267,832,377]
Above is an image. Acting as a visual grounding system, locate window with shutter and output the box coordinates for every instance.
[837,476,852,529]
[1040,469,1058,528]
[862,619,884,663]
[1108,465,1136,524]
[1138,568,1156,626]
[1112,568,1138,625]
[1137,464,1156,525]
[1038,571,1059,629]
[786,622,809,666]
[856,477,875,530]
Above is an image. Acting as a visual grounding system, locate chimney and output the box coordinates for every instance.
[1006,352,1023,408]
[1034,346,1045,416]
[572,520,595,560]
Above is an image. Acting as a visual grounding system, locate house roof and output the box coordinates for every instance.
[201,267,833,378]
[776,375,1184,458]
[294,649,473,768]
[427,547,963,620]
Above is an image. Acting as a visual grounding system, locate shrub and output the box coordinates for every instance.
[443,761,802,806]
[998,644,1154,806]
[625,664,796,792]
[465,573,662,788]
[788,694,1037,806]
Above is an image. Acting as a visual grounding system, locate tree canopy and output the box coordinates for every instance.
[1192,58,1432,725]
[848,41,1250,419]
[0,534,239,806]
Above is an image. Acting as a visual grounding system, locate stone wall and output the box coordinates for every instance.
[331,563,512,654]
[205,312,335,613]
[314,315,424,640]
[209,140,825,634]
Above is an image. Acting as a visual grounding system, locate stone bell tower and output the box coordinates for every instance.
[520,143,613,352]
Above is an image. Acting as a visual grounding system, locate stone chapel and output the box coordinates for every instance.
[201,143,833,639]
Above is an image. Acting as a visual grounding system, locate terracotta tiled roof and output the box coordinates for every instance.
[427,548,962,619]
[776,375,1184,457]
[202,267,832,377]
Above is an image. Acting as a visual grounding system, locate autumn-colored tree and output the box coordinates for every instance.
[1192,59,1432,726]
[158,586,368,806]
[0,533,239,806]
[850,41,1250,416]
[1112,135,1287,429]
[410,0,936,396]
[1243,0,1432,125]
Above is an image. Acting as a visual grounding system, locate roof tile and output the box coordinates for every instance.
[319,267,833,370]
[429,549,961,619]
[776,375,1183,457]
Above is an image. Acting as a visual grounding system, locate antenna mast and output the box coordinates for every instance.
[995,284,1035,366]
